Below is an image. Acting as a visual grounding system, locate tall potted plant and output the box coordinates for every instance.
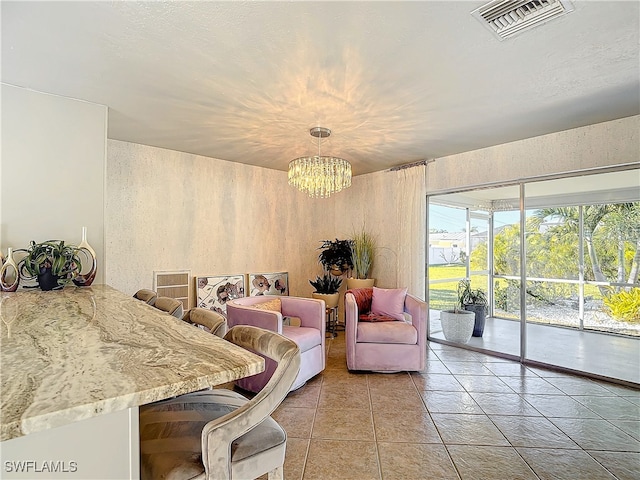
[346,227,376,290]
[458,279,488,337]
[309,274,342,308]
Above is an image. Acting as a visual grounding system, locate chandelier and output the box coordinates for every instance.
[288,127,352,198]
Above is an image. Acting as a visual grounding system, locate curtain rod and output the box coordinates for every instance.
[388,159,435,171]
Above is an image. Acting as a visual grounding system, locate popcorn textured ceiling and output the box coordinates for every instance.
[2,1,638,175]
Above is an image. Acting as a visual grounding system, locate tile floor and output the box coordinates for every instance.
[269,332,640,480]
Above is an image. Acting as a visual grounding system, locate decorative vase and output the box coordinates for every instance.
[440,310,475,344]
[312,292,340,308]
[73,226,97,287]
[346,278,375,290]
[0,248,20,292]
[37,267,60,291]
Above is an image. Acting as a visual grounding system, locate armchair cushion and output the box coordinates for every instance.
[371,287,407,321]
[357,321,418,344]
[282,326,321,353]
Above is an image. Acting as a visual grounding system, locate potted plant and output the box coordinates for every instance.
[309,274,342,308]
[440,307,475,344]
[458,279,488,337]
[347,227,376,289]
[317,239,353,276]
[17,240,82,291]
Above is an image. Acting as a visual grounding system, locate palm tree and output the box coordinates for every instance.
[535,203,639,294]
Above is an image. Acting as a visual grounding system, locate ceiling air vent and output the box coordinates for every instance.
[472,0,574,40]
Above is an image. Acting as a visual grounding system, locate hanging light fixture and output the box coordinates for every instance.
[288,127,352,198]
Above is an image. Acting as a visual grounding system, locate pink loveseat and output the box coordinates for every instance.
[226,296,325,392]
[345,287,427,372]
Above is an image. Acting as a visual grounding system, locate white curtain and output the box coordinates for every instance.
[393,165,426,299]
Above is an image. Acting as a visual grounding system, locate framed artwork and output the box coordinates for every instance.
[196,274,246,317]
[248,272,289,296]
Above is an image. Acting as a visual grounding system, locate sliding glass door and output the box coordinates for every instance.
[427,168,640,384]
[428,185,521,358]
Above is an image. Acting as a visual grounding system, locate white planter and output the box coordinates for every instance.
[440,310,475,344]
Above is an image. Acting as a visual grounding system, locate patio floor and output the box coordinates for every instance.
[429,314,640,386]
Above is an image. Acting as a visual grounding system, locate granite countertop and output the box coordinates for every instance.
[0,285,264,442]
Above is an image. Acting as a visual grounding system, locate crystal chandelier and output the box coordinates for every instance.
[288,127,352,198]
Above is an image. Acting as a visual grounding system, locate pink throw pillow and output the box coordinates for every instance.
[371,287,407,321]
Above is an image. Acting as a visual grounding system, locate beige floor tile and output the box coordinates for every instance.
[373,409,442,443]
[303,439,380,480]
[318,382,371,409]
[522,393,602,418]
[490,415,580,449]
[609,419,640,441]
[431,413,510,446]
[282,438,309,480]
[320,369,369,389]
[468,392,542,416]
[413,360,450,374]
[411,373,466,392]
[549,417,640,451]
[516,447,616,480]
[312,408,374,441]
[367,372,415,391]
[588,450,640,480]
[440,361,495,376]
[421,390,484,414]
[305,373,324,388]
[454,374,515,393]
[369,386,426,411]
[447,445,537,480]
[282,384,321,409]
[571,394,640,420]
[378,442,458,480]
[324,354,347,370]
[271,406,316,439]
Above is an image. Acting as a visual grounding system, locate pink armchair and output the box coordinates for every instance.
[226,296,325,392]
[345,287,427,372]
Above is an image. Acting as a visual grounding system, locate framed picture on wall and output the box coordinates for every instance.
[196,274,246,317]
[248,272,289,296]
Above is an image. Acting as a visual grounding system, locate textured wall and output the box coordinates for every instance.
[105,140,338,302]
[106,116,637,305]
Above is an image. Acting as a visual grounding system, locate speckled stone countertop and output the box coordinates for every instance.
[0,285,264,442]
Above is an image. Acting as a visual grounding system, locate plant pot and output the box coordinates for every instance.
[464,304,487,337]
[440,310,475,344]
[37,268,60,291]
[346,278,375,290]
[312,292,340,308]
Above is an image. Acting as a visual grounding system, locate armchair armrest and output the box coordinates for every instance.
[344,292,359,358]
[281,296,325,330]
[226,301,282,334]
[404,293,427,343]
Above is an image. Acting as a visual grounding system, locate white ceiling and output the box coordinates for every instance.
[2,1,639,176]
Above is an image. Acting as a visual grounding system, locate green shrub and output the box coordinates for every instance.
[603,288,640,323]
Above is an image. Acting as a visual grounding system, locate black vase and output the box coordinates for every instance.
[464,304,487,337]
[38,268,60,291]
